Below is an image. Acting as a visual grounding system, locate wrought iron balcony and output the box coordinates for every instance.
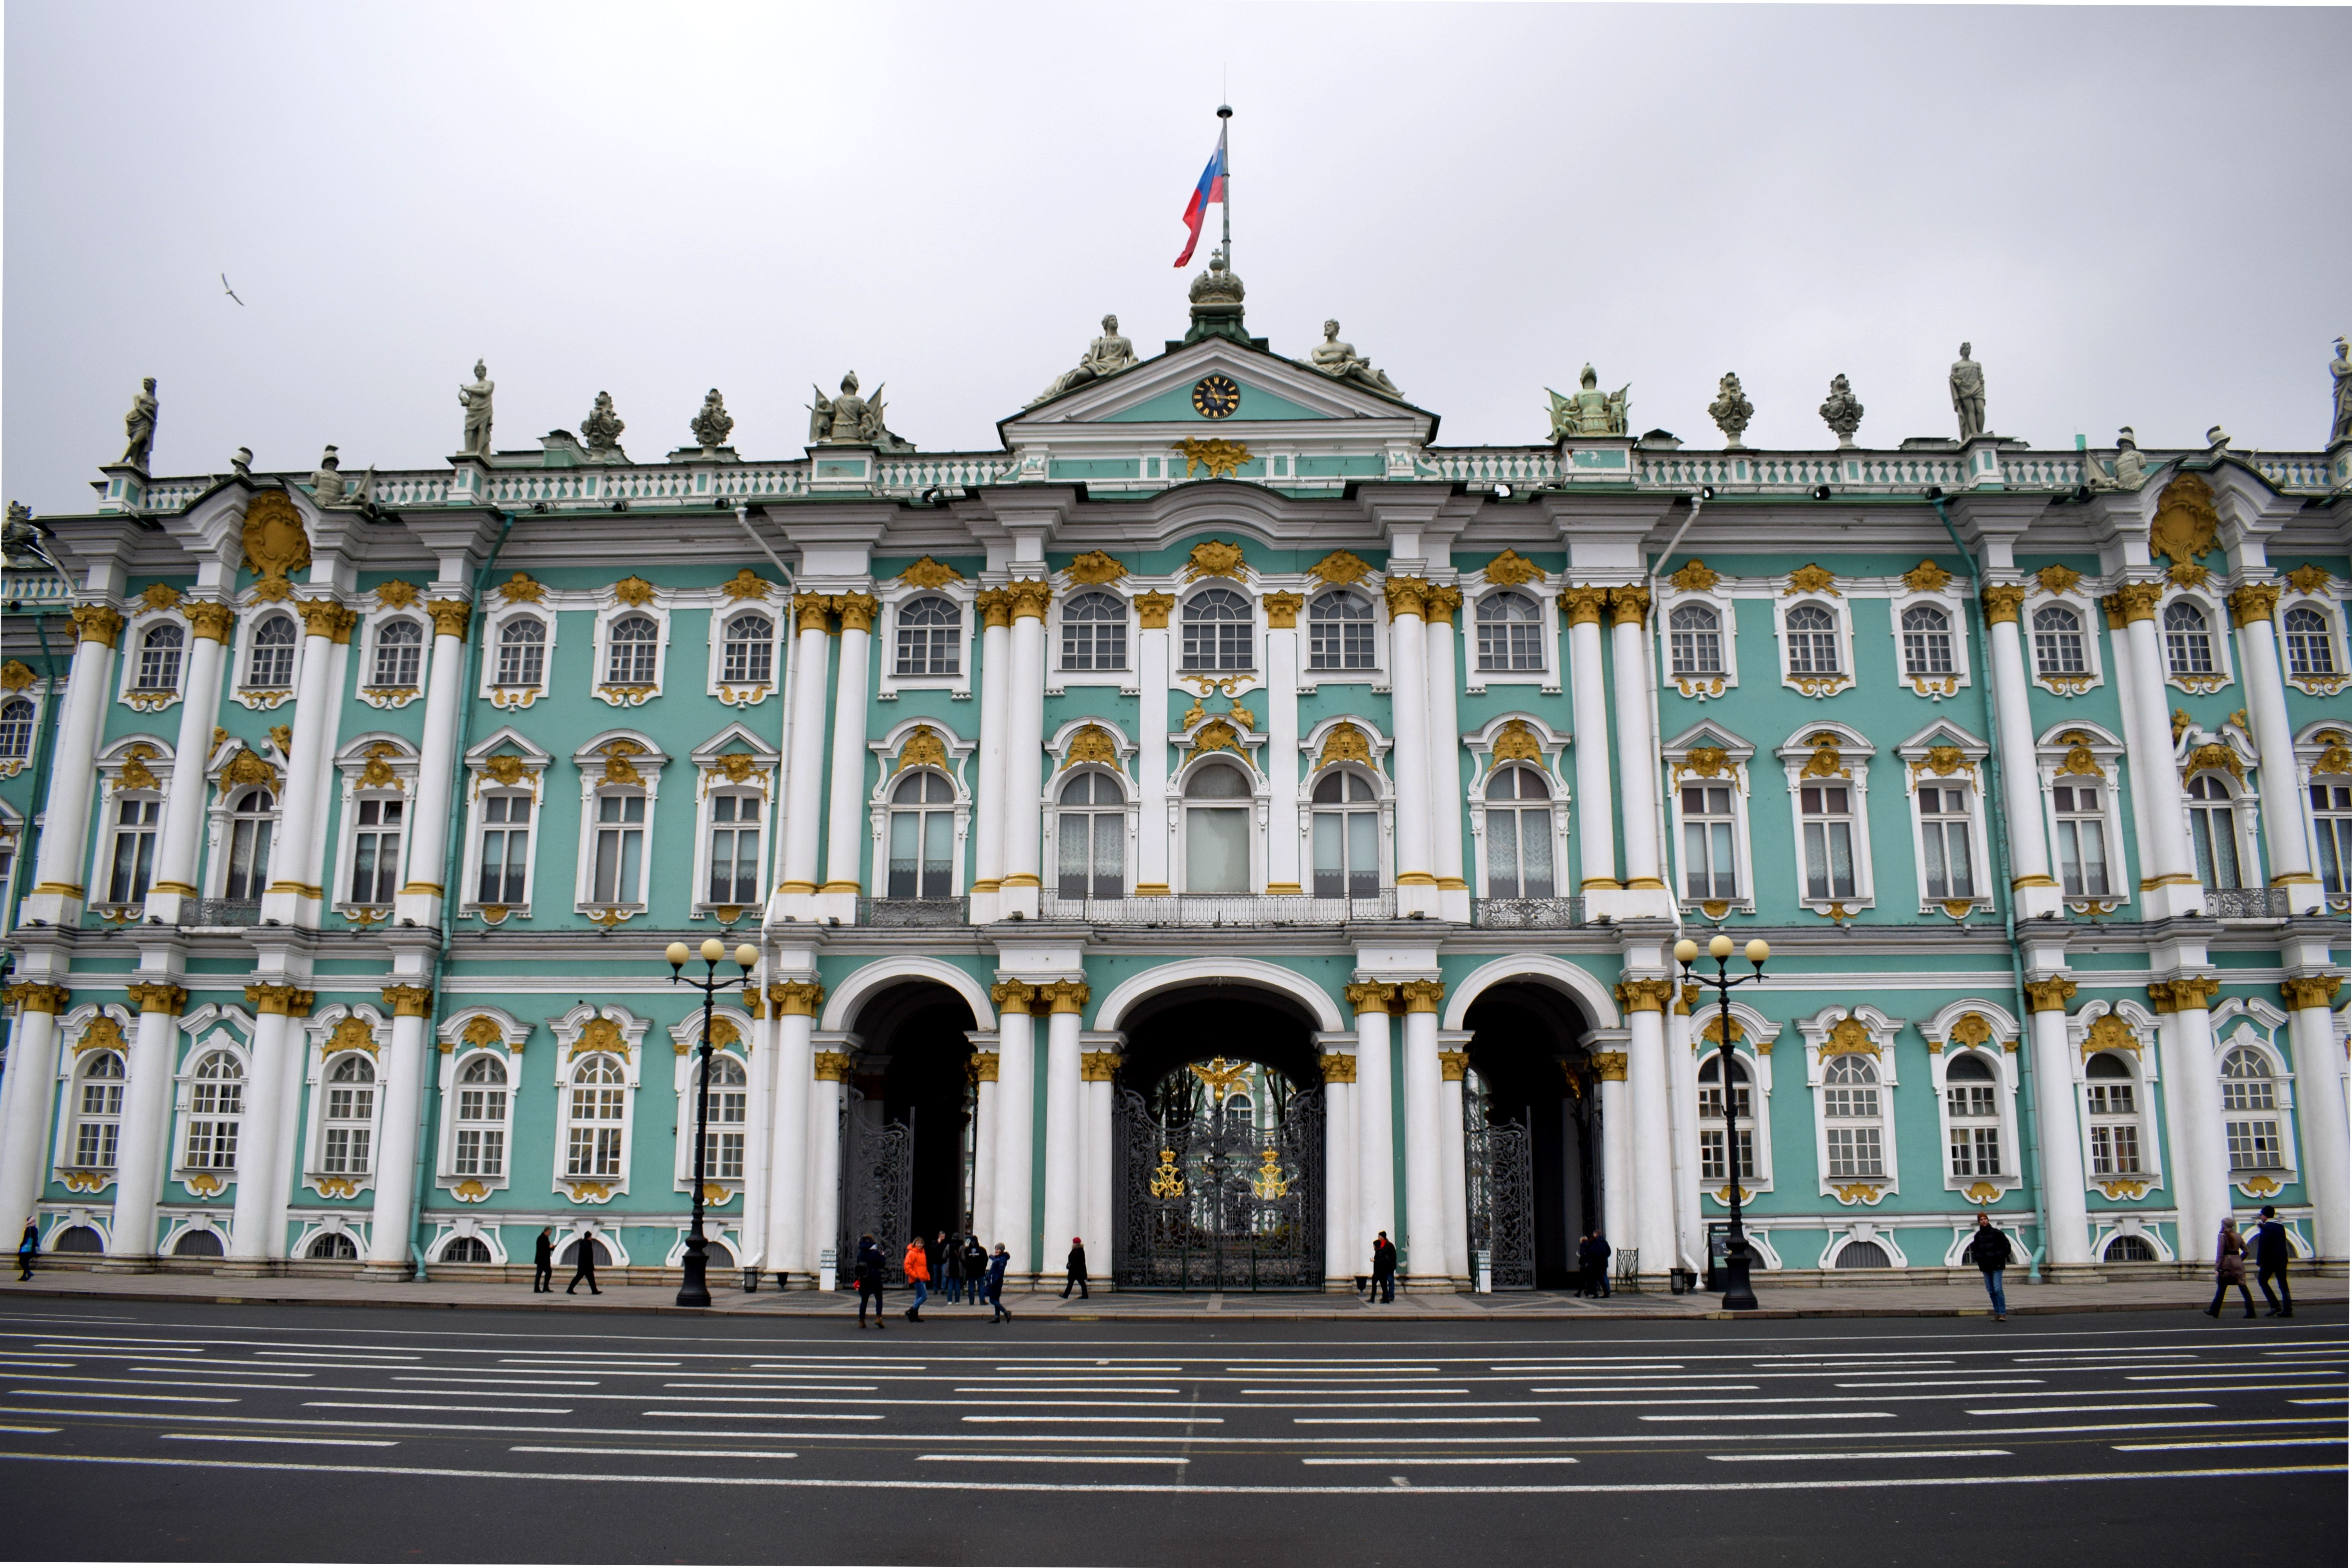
[856,897,969,927]
[1042,891,1396,927]
[1471,896,1587,929]
[183,900,260,928]
[2205,886,2292,920]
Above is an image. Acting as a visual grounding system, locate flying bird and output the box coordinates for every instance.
[221,272,244,306]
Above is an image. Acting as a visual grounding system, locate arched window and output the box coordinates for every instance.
[443,1236,493,1264]
[1310,771,1380,899]
[701,1053,748,1181]
[477,791,531,905]
[887,771,955,899]
[1821,1056,1884,1178]
[606,615,660,685]
[182,1052,243,1171]
[247,615,297,688]
[107,790,162,904]
[1060,592,1126,672]
[2104,1233,2157,1263]
[1919,782,1976,900]
[706,792,762,906]
[893,598,958,677]
[321,1055,376,1176]
[72,1049,125,1170]
[1785,603,1840,674]
[566,1055,627,1178]
[1056,771,1123,900]
[2312,774,2352,897]
[2163,601,2215,675]
[1183,762,1252,892]
[172,1229,224,1257]
[1944,1053,2001,1178]
[1668,604,1722,675]
[722,612,774,685]
[2187,774,2241,889]
[51,1226,103,1253]
[1697,1053,1756,1184]
[2283,606,2336,677]
[454,1055,508,1178]
[136,623,184,691]
[223,788,274,902]
[495,618,545,688]
[1482,765,1553,899]
[307,1232,358,1260]
[2084,1052,2143,1176]
[2032,606,2086,676]
[0,698,33,760]
[348,794,401,905]
[1181,588,1253,672]
[1222,1092,1254,1134]
[1834,1239,1891,1269]
[372,620,423,689]
[1900,604,1954,676]
[1308,591,1375,671]
[1475,591,1543,673]
[2220,1047,2284,1172]
[590,790,647,904]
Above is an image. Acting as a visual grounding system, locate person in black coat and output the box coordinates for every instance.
[2249,1205,2294,1317]
[1590,1231,1613,1298]
[532,1227,554,1293]
[1062,1237,1090,1299]
[855,1234,887,1329]
[16,1221,37,1282]
[565,1232,601,1295]
[1368,1232,1397,1303]
[1964,1213,2013,1321]
[940,1231,964,1305]
[962,1235,989,1310]
[985,1243,1014,1323]
[1575,1232,1596,1297]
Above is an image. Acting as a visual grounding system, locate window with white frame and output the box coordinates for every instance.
[220,787,274,901]
[1310,770,1381,898]
[720,612,774,685]
[565,1054,627,1178]
[1475,591,1544,673]
[1918,782,1978,901]
[135,624,184,692]
[1799,783,1858,901]
[2186,774,2244,889]
[2051,779,2112,897]
[182,1051,243,1171]
[2283,606,2337,677]
[2163,600,2216,676]
[1697,1054,1756,1183]
[1669,604,1722,675]
[246,614,297,688]
[319,1056,375,1176]
[346,796,401,905]
[0,698,33,761]
[1183,762,1253,891]
[495,618,546,689]
[1481,765,1553,898]
[700,1054,748,1180]
[1681,782,1739,900]
[1181,588,1253,672]
[1785,603,1840,674]
[105,794,162,904]
[1055,772,1123,899]
[886,772,955,898]
[2084,1052,2144,1176]
[606,615,660,685]
[2033,605,2087,678]
[588,789,648,905]
[1900,605,1955,678]
[371,620,423,690]
[705,791,763,906]
[475,792,532,906]
[2219,1047,2284,1172]
[1821,1056,1885,1178]
[1061,592,1127,672]
[2311,776,2352,897]
[453,1056,508,1178]
[893,597,959,677]
[1944,1053,2002,1178]
[1307,590,1375,672]
[71,1049,125,1169]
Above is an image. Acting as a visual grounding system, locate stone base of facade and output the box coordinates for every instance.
[211,1261,287,1278]
[358,1261,416,1281]
[87,1256,161,1275]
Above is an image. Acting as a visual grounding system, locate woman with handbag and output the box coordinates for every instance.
[2203,1218,2257,1318]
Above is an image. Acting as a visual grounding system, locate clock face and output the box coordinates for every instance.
[1192,374,1241,419]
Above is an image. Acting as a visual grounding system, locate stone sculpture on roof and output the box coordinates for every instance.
[690,389,735,455]
[1819,374,1864,447]
[808,372,913,450]
[1707,372,1754,449]
[580,391,626,459]
[1309,320,1402,399]
[310,445,346,505]
[458,360,495,456]
[1548,365,1629,440]
[1950,343,1987,442]
[119,377,158,471]
[1029,314,1141,406]
[2329,336,2352,446]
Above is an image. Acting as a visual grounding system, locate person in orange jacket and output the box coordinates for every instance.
[902,1236,931,1322]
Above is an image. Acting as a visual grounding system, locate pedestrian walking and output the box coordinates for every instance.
[1964,1212,2012,1321]
[16,1220,37,1282]
[2204,1219,2257,1318]
[855,1233,887,1329]
[564,1232,601,1296]
[985,1242,1013,1323]
[963,1234,989,1310]
[1368,1232,1397,1303]
[940,1231,964,1305]
[1575,1231,1597,1298]
[902,1236,930,1322]
[2249,1205,2294,1317]
[1590,1230,1613,1298]
[532,1227,554,1292]
[1062,1237,1090,1299]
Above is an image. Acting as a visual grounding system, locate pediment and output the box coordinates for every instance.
[1002,336,1435,443]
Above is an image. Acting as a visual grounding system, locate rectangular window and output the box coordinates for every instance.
[2085,1081,2135,1117]
[477,794,531,906]
[1948,1126,2001,1178]
[1946,1082,1996,1120]
[183,1119,238,1170]
[1824,1125,1883,1178]
[1919,785,1975,900]
[707,795,761,906]
[106,797,162,904]
[2089,1123,2141,1176]
[1698,1128,1755,1182]
[2225,1120,2283,1171]
[454,1127,501,1177]
[2052,784,2111,898]
[1800,785,1856,901]
[591,794,645,904]
[1680,785,1738,900]
[1057,812,1122,900]
[321,1126,371,1175]
[349,798,403,905]
[75,1119,119,1168]
[136,637,182,691]
[2311,782,2352,896]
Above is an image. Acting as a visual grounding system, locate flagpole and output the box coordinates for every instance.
[1217,103,1232,266]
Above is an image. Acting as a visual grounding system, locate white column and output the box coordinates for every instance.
[1081,1045,1115,1276]
[999,583,1049,918]
[778,597,833,903]
[1398,984,1449,1287]
[991,985,1037,1273]
[1382,583,1437,915]
[2114,587,2203,917]
[821,593,876,906]
[804,1050,844,1279]
[1564,593,1617,891]
[2107,609,2167,907]
[1321,1046,1359,1290]
[364,988,433,1274]
[1608,589,1666,893]
[1981,588,2061,918]
[1621,984,1679,1281]
[396,599,473,927]
[1348,989,1396,1270]
[0,991,70,1240]
[2025,982,2092,1270]
[1424,590,1469,920]
[741,993,775,1275]
[146,606,232,924]
[259,601,353,927]
[2230,585,2316,895]
[768,985,819,1282]
[2283,978,2348,1260]
[1038,983,1085,1271]
[1265,597,1303,894]
[225,989,309,1264]
[1437,1045,1469,1284]
[1666,990,1704,1270]
[1597,1058,1634,1257]
[970,593,1011,920]
[1135,597,1173,894]
[22,610,121,925]
[2156,983,2231,1263]
[969,1046,998,1243]
[106,985,187,1262]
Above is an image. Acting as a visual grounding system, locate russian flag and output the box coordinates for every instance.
[1174,141,1227,267]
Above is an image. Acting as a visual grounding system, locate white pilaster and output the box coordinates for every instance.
[1666,991,1704,1271]
[0,995,65,1234]
[2283,976,2348,1260]
[1597,1055,1634,1259]
[1398,986,1450,1287]
[804,1052,845,1278]
[969,1042,999,1245]
[991,986,1037,1273]
[1608,590,1669,904]
[741,994,775,1276]
[1135,602,1172,894]
[999,583,1049,919]
[1038,983,1085,1269]
[820,593,876,914]
[144,610,230,925]
[1565,596,1619,893]
[1437,1038,1469,1285]
[259,601,352,928]
[1265,603,1302,894]
[970,595,1011,921]
[2230,586,2316,895]
[363,992,433,1274]
[225,993,307,1265]
[105,985,185,1263]
[22,613,120,925]
[2026,982,2092,1270]
[1424,591,1469,921]
[1383,584,1437,916]
[1320,1040,1359,1290]
[2155,986,2231,1262]
[2115,588,2205,918]
[396,599,471,927]
[1621,984,1678,1281]
[768,985,820,1282]
[776,597,833,915]
[1350,992,1397,1270]
[1081,1038,1117,1274]
[1981,590,2062,918]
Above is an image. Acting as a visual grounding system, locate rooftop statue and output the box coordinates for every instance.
[119,377,159,471]
[1188,250,1245,306]
[1547,364,1630,440]
[1818,374,1864,447]
[1706,372,1753,449]
[690,388,735,455]
[1950,342,1987,442]
[311,445,345,505]
[1029,314,1141,406]
[581,390,626,459]
[2109,428,2147,490]
[2329,336,2352,446]
[230,446,253,479]
[1309,319,1402,399]
[808,371,912,450]
[458,359,495,456]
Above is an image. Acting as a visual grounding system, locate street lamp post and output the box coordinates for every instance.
[667,937,759,1308]
[1674,932,1770,1312]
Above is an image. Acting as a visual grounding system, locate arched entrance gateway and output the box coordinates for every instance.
[832,979,978,1285]
[1460,981,1602,1290]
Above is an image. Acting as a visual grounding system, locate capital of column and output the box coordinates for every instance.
[1613,977,1675,1013]
[2103,582,2162,625]
[2023,976,2078,1013]
[813,1050,853,1081]
[1080,1050,1123,1081]
[1041,980,1091,1015]
[1007,579,1054,622]
[72,603,126,648]
[1343,980,1397,1016]
[2146,975,2221,1015]
[976,587,1014,629]
[834,592,880,633]
[6,982,73,1015]
[1980,584,2028,625]
[2281,975,2344,1012]
[1561,585,1610,626]
[1591,1050,1630,1081]
[1397,978,1446,1015]
[1134,591,1175,629]
[1422,584,1461,627]
[128,982,189,1016]
[426,598,474,641]
[1263,590,1304,629]
[1383,577,1430,620]
[186,600,238,643]
[244,983,316,1017]
[1673,982,1702,1016]
[1437,1049,1469,1082]
[297,597,359,644]
[1319,1051,1358,1083]
[380,984,434,1018]
[793,592,836,634]
[2227,582,2280,628]
[769,980,826,1017]
[1606,584,1651,626]
[970,1053,1000,1083]
[991,980,1039,1016]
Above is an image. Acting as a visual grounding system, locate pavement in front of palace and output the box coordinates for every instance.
[0,1297,2339,1566]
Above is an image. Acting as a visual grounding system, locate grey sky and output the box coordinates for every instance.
[6,2,2348,518]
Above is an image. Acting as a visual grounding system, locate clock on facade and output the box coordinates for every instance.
[1191,374,1241,419]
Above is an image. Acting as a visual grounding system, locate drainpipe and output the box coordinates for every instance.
[1930,492,2047,1284]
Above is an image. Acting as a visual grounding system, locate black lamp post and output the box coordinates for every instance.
[666,936,758,1308]
[1674,931,1770,1312]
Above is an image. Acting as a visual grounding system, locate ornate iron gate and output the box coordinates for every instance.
[838,1087,914,1286]
[1114,1085,1323,1290]
[1465,1106,1535,1289]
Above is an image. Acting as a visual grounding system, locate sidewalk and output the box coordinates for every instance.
[5,1268,2341,1322]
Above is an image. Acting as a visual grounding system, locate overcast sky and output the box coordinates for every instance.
[5,2,2348,519]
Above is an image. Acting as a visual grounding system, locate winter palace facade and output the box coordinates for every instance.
[2,278,2347,1293]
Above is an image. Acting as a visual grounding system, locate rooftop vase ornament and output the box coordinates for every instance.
[1309,319,1402,398]
[664,937,760,1307]
[1029,314,1140,406]
[1950,343,1987,442]
[1707,372,1754,449]
[458,360,494,456]
[1818,374,1864,447]
[580,391,626,459]
[119,377,159,471]
[1675,932,1771,1312]
[690,389,735,455]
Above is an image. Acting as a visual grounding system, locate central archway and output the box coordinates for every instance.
[837,978,979,1283]
[1462,980,1599,1290]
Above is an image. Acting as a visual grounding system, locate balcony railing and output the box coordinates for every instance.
[1042,891,1396,927]
[856,897,969,927]
[183,900,260,927]
[2205,887,2292,920]
[1472,896,1586,929]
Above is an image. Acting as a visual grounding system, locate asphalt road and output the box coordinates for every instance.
[0,1296,2341,1565]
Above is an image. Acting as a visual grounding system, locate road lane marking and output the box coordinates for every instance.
[1831,1380,2043,1389]
[258,1350,417,1361]
[1967,1404,2212,1415]
[162,1434,396,1448]
[10,1389,235,1403]
[1302,1457,1579,1466]
[1242,1388,1473,1396]
[1708,1450,2010,1463]
[1294,1417,1539,1426]
[303,1403,574,1414]
[0,1425,59,1434]
[662,1384,877,1392]
[916,1455,1191,1465]
[951,1387,1182,1395]
[394,1377,599,1387]
[131,1367,309,1378]
[2287,1399,2347,1406]
[512,1446,796,1459]
[640,1411,878,1420]
[961,1416,1209,1424]
[1642,1413,1893,1423]
[2113,1437,2347,1452]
